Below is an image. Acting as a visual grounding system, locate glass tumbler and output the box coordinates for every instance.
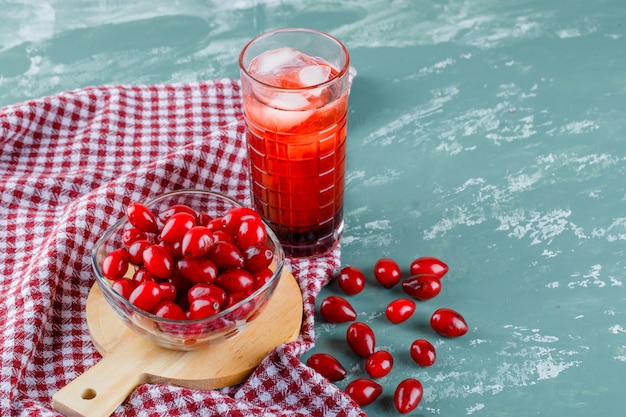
[239,28,350,258]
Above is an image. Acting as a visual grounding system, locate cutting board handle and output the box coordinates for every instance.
[53,336,151,417]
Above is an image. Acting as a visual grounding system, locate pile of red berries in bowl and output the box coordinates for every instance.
[92,189,285,351]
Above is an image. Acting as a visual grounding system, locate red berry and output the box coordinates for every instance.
[127,239,151,265]
[166,273,193,304]
[111,278,135,299]
[385,299,416,324]
[222,207,260,237]
[122,227,148,246]
[215,268,255,293]
[365,350,393,378]
[132,266,158,283]
[129,281,162,312]
[102,248,129,279]
[157,204,197,224]
[142,244,174,279]
[207,241,244,271]
[402,274,442,301]
[126,202,159,234]
[319,296,357,323]
[158,282,177,302]
[373,257,402,288]
[237,217,267,250]
[253,267,274,289]
[410,256,448,279]
[153,300,187,320]
[181,226,214,258]
[188,283,227,306]
[212,229,235,244]
[394,378,423,414]
[243,244,274,272]
[197,213,217,228]
[159,212,196,243]
[159,240,183,260]
[410,339,437,367]
[177,257,218,284]
[223,290,253,309]
[306,353,347,382]
[188,297,221,320]
[337,265,366,295]
[345,378,383,407]
[346,322,376,358]
[430,308,468,337]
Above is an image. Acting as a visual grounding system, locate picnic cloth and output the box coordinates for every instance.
[0,75,364,416]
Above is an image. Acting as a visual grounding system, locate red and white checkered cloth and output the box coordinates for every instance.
[0,79,364,416]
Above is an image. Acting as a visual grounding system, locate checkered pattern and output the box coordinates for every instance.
[0,79,364,416]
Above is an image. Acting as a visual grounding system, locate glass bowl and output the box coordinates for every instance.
[91,189,285,351]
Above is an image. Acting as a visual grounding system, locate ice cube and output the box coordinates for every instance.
[298,65,331,87]
[251,47,302,75]
[259,106,313,131]
[268,92,310,111]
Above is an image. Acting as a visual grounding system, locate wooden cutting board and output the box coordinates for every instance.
[52,268,303,417]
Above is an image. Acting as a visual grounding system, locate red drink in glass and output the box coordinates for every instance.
[239,29,350,257]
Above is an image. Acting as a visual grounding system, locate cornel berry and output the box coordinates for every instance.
[345,378,383,407]
[401,274,442,301]
[410,339,437,367]
[319,296,357,323]
[394,378,424,414]
[385,298,416,324]
[373,257,402,288]
[365,350,393,379]
[101,201,276,321]
[310,255,469,413]
[430,308,469,338]
[306,353,347,382]
[337,265,366,295]
[409,256,448,278]
[346,322,376,358]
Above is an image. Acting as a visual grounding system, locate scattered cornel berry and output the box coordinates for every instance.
[305,353,347,382]
[394,378,424,414]
[101,201,276,321]
[385,298,416,324]
[373,257,402,288]
[346,322,376,358]
[345,378,383,407]
[430,307,469,338]
[337,265,366,295]
[319,295,357,323]
[410,339,437,367]
[365,350,393,379]
[307,256,469,413]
